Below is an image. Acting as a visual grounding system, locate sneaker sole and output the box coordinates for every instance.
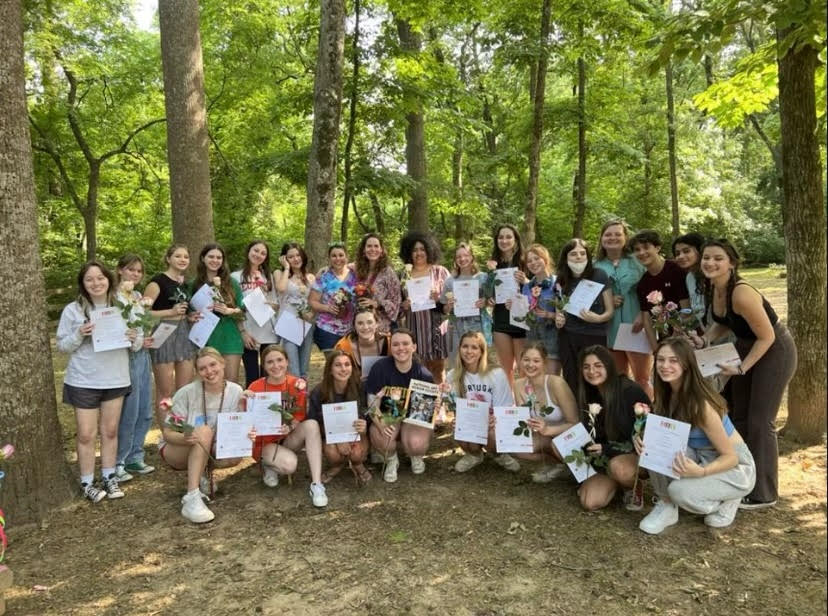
[107,492,125,500]
[738,500,776,511]
[125,467,155,475]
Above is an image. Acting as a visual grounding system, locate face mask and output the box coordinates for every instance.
[568,260,587,275]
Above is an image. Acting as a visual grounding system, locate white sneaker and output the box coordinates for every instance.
[639,499,679,535]
[114,465,134,483]
[309,482,328,507]
[181,491,215,523]
[383,454,399,483]
[454,453,484,473]
[705,498,741,528]
[410,455,426,475]
[263,466,280,488]
[494,454,521,473]
[531,464,567,483]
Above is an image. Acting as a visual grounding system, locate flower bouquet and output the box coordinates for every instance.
[481,260,502,300]
[564,403,608,470]
[164,413,195,435]
[114,281,159,336]
[646,291,699,335]
[548,282,570,313]
[268,378,307,423]
[211,277,246,322]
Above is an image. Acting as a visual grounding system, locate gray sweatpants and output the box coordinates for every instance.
[650,442,756,515]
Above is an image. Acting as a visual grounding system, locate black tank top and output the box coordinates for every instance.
[710,282,778,340]
[150,273,188,311]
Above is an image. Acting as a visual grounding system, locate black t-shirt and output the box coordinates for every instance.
[365,357,434,395]
[584,378,650,458]
[306,386,367,433]
[562,268,611,336]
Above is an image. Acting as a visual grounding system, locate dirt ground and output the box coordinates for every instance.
[4,269,826,615]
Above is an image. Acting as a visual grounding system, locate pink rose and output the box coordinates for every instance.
[531,286,541,298]
[295,378,307,391]
[159,398,173,411]
[633,402,650,417]
[646,290,663,305]
[212,277,222,287]
[665,301,678,312]
[0,444,14,460]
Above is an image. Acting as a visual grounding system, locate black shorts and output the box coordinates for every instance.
[63,384,131,408]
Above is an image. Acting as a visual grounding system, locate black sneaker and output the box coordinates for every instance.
[738,496,776,510]
[82,482,106,503]
[103,475,125,500]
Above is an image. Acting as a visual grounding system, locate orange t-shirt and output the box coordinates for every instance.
[248,375,307,461]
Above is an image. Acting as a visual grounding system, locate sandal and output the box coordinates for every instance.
[321,465,344,484]
[351,464,372,486]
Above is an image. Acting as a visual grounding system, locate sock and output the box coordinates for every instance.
[80,474,94,486]
[101,467,115,479]
[186,488,201,498]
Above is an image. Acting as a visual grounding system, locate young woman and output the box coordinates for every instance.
[193,243,246,384]
[554,238,614,393]
[518,244,560,375]
[334,308,389,378]
[114,254,156,482]
[637,338,756,534]
[447,331,514,473]
[671,232,707,327]
[512,343,579,482]
[246,345,328,507]
[306,350,371,484]
[158,348,246,523]
[309,242,357,353]
[351,233,401,335]
[365,328,435,481]
[593,220,651,396]
[274,242,316,378]
[574,345,650,512]
[489,224,527,390]
[57,261,140,502]
[144,244,196,424]
[441,242,490,360]
[398,231,450,384]
[231,240,280,386]
[693,239,796,509]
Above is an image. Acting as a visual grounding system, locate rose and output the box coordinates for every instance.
[0,444,14,460]
[294,378,307,391]
[212,277,222,287]
[651,305,663,317]
[633,402,650,417]
[587,403,602,418]
[531,286,541,298]
[120,280,135,293]
[486,260,498,271]
[141,297,154,307]
[159,397,173,411]
[646,290,663,305]
[404,264,413,273]
[665,301,678,312]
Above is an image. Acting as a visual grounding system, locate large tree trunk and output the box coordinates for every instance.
[159,0,215,266]
[572,50,587,239]
[396,19,428,232]
[776,29,826,444]
[305,0,345,271]
[0,0,75,523]
[524,0,551,246]
[665,61,680,238]
[340,0,361,243]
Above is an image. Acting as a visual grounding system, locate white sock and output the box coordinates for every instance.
[80,474,94,486]
[101,467,115,479]
[186,488,201,498]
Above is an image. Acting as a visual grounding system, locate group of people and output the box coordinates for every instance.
[56,222,796,533]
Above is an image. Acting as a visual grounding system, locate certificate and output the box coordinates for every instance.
[90,307,130,352]
[454,398,489,446]
[274,310,311,346]
[452,279,479,318]
[552,423,597,483]
[493,406,533,453]
[243,287,276,327]
[359,354,382,380]
[247,392,283,436]
[694,343,741,377]
[508,294,531,331]
[613,323,652,353]
[564,279,605,316]
[189,283,215,313]
[215,412,253,459]
[188,310,219,348]
[148,322,178,349]
[639,413,691,479]
[322,400,360,444]
[494,268,519,304]
[406,277,436,312]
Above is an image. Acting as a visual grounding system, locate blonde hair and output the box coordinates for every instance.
[452,242,480,277]
[194,347,225,372]
[452,331,491,395]
[525,244,553,274]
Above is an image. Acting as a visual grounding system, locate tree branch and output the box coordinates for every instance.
[99,117,166,162]
[28,115,86,214]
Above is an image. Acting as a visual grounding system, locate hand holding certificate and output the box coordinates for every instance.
[508,294,531,330]
[90,307,131,352]
[247,392,283,435]
[452,279,480,318]
[322,401,360,444]
[493,406,533,453]
[564,279,604,316]
[215,412,253,459]
[406,277,436,312]
[188,310,219,348]
[638,413,691,479]
[494,268,518,304]
[189,283,215,313]
[693,343,741,377]
[454,398,489,445]
[552,423,597,483]
[243,287,276,327]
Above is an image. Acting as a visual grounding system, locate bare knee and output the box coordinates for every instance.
[77,428,97,447]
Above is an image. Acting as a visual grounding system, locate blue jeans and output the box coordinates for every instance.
[117,349,152,465]
[284,325,314,378]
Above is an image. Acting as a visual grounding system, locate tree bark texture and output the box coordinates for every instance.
[305,0,345,271]
[776,30,826,444]
[340,0,360,243]
[0,0,76,523]
[572,52,587,239]
[159,0,215,267]
[524,0,551,246]
[665,62,680,238]
[396,19,429,232]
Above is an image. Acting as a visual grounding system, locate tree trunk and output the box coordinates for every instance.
[0,0,75,523]
[396,19,429,232]
[340,0,360,243]
[159,0,215,266]
[665,62,680,238]
[305,0,345,271]
[524,0,551,246]
[452,130,464,241]
[776,30,827,444]
[572,51,587,239]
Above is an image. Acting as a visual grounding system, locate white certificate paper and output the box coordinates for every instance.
[494,268,519,304]
[406,277,436,312]
[493,406,533,453]
[188,310,219,348]
[639,413,691,479]
[508,294,531,331]
[148,322,178,349]
[552,423,597,483]
[454,398,490,446]
[359,354,382,380]
[90,307,130,352]
[247,392,283,436]
[322,400,360,444]
[613,323,652,354]
[694,343,741,377]
[243,287,276,327]
[274,310,311,345]
[189,283,215,313]
[565,279,605,316]
[215,412,253,459]
[452,279,480,318]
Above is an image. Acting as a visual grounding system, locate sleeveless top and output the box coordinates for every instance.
[688,414,735,449]
[710,282,778,340]
[150,273,189,311]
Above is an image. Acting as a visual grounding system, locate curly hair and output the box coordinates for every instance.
[399,231,441,265]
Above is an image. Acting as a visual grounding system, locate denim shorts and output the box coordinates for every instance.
[63,384,131,408]
[313,327,343,352]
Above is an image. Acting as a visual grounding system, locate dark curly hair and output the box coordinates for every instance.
[399,231,441,265]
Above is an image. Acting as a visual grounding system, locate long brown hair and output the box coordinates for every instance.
[195,243,237,308]
[319,350,362,404]
[75,261,118,318]
[241,240,273,291]
[355,233,390,280]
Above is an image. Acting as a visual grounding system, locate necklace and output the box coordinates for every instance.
[202,380,227,424]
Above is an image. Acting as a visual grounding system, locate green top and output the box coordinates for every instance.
[593,256,645,347]
[193,277,245,355]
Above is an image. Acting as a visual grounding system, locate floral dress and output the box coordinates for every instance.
[312,268,357,337]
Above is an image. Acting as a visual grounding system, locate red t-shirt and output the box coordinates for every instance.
[636,259,689,311]
[248,375,307,460]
